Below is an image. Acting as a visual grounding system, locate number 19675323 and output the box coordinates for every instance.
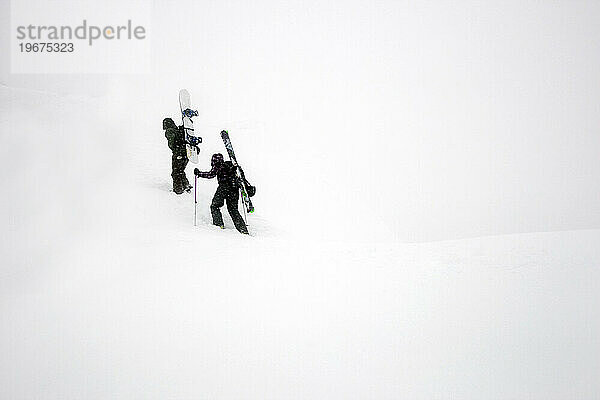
[19,42,74,52]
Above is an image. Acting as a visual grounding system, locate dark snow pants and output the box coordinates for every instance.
[172,154,190,194]
[211,184,248,234]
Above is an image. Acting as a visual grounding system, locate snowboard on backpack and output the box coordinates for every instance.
[179,89,201,164]
[220,130,255,214]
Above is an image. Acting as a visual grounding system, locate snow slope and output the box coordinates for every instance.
[1,85,599,399]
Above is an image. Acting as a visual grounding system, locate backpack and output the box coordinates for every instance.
[238,165,256,197]
[165,126,187,156]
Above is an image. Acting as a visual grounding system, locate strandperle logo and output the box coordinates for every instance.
[16,20,146,46]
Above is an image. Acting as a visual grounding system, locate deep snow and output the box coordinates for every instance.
[1,85,599,399]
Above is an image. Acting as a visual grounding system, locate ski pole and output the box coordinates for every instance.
[194,175,197,226]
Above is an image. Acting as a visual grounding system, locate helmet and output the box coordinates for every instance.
[211,153,224,166]
[162,117,176,130]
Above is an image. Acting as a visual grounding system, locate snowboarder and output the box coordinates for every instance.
[194,153,249,234]
[163,117,192,194]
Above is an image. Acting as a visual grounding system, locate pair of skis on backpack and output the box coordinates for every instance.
[179,89,254,214]
[221,130,255,214]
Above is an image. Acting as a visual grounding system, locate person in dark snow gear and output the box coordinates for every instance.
[163,117,192,194]
[194,153,249,234]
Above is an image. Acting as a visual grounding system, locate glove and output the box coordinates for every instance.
[194,168,200,176]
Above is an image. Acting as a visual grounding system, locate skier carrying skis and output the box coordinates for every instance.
[163,117,193,194]
[194,153,249,234]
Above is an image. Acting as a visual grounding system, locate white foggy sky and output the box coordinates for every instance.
[2,0,600,241]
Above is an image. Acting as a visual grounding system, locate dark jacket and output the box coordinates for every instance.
[195,153,238,187]
[163,118,187,158]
